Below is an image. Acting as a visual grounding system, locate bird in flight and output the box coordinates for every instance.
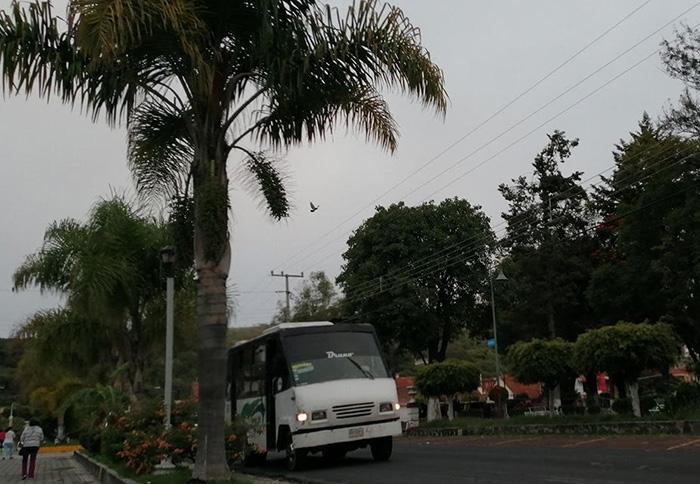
[309,202,319,213]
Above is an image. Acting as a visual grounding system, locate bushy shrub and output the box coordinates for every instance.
[639,395,659,415]
[612,398,633,415]
[488,386,509,402]
[93,398,249,475]
[100,426,126,458]
[587,404,602,415]
[117,431,165,475]
[78,427,102,454]
[668,382,700,413]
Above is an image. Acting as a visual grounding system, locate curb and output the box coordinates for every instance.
[73,451,137,484]
[406,420,700,437]
[39,445,83,454]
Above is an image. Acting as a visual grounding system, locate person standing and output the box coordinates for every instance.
[2,427,15,459]
[19,419,43,480]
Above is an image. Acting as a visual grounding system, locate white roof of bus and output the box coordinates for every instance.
[232,321,334,348]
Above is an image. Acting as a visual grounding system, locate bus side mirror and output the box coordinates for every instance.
[276,378,284,392]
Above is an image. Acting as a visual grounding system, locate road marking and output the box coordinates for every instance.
[490,437,538,446]
[666,438,700,451]
[562,437,607,448]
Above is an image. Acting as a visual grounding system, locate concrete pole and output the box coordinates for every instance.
[164,276,174,430]
[490,274,508,418]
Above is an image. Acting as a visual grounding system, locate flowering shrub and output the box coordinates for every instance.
[91,398,249,475]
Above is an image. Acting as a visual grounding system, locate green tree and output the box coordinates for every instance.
[587,117,700,360]
[337,198,495,363]
[0,2,446,477]
[573,322,678,417]
[445,332,498,377]
[507,338,574,414]
[498,131,596,344]
[13,198,183,399]
[272,271,341,323]
[415,360,480,421]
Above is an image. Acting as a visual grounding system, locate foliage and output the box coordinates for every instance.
[445,332,498,377]
[667,382,700,413]
[573,322,679,380]
[415,360,480,397]
[338,198,495,363]
[498,131,597,345]
[272,271,342,323]
[12,197,190,398]
[488,386,509,403]
[611,398,633,415]
[588,116,700,360]
[507,338,574,388]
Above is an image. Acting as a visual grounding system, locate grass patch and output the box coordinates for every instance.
[86,453,253,484]
[421,412,700,429]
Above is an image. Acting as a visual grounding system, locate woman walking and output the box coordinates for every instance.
[19,419,43,480]
[2,427,15,459]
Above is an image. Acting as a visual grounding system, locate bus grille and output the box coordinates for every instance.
[332,402,374,419]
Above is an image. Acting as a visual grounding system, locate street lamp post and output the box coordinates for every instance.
[490,269,508,418]
[160,246,176,430]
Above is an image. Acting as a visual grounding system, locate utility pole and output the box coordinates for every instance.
[270,271,304,320]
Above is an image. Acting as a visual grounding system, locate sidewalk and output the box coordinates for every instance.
[0,453,95,483]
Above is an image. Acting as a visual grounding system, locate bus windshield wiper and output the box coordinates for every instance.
[346,356,374,380]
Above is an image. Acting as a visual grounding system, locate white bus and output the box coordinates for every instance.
[228,322,401,470]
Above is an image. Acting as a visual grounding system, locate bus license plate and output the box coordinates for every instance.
[349,427,364,438]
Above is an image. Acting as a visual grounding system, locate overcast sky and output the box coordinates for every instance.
[1,0,697,337]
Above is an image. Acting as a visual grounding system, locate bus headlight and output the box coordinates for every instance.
[296,412,308,422]
[394,402,401,411]
[311,410,327,421]
[379,402,394,413]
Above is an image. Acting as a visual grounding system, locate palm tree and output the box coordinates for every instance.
[0,1,447,478]
[13,198,173,399]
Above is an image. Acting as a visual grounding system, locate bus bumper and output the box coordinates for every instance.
[292,418,401,450]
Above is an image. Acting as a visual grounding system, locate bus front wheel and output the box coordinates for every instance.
[370,436,392,462]
[285,443,307,471]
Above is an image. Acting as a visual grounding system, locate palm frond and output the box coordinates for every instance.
[128,101,195,200]
[13,219,85,292]
[69,0,205,66]
[256,84,398,151]
[311,0,448,113]
[234,147,290,220]
[239,0,445,152]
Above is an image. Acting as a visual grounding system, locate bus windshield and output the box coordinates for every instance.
[283,331,389,386]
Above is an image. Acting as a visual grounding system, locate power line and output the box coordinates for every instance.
[340,144,697,302]
[260,0,658,274]
[287,6,700,274]
[247,138,695,316]
[297,47,682,275]
[342,180,695,310]
[240,3,698,315]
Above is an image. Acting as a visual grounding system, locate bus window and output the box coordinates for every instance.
[283,331,389,386]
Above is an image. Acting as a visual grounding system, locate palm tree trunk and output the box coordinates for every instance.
[192,150,231,481]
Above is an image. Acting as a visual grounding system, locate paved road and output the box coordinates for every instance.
[256,435,700,484]
[0,453,95,483]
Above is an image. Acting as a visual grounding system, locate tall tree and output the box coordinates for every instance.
[498,131,595,344]
[337,198,495,363]
[0,1,446,478]
[587,117,700,359]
